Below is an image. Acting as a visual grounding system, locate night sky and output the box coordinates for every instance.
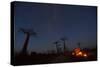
[14,2,97,53]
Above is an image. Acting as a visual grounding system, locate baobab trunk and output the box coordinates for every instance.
[22,34,30,54]
[63,41,66,52]
[56,44,58,53]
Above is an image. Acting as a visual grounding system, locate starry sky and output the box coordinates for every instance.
[14,2,97,53]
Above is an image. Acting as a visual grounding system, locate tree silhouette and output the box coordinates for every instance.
[53,41,59,53]
[61,37,68,53]
[19,28,37,54]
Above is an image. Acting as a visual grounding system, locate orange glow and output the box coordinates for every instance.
[78,52,82,55]
[72,52,75,55]
[74,48,80,54]
[83,53,87,57]
[76,51,82,56]
[72,48,88,57]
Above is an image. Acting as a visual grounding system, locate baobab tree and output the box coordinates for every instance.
[61,37,68,53]
[19,28,37,54]
[53,41,60,53]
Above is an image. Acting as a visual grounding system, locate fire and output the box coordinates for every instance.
[72,48,88,58]
[83,53,87,57]
[74,48,80,53]
[76,51,82,56]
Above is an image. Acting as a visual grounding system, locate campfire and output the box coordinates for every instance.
[72,48,88,58]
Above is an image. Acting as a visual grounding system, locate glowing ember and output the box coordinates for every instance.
[72,48,88,58]
[77,51,82,56]
[74,48,80,54]
[83,53,87,57]
[72,52,75,55]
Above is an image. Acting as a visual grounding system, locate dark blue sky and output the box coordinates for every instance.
[14,2,97,53]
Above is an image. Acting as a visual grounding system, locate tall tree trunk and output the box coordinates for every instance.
[63,41,66,52]
[22,34,30,54]
[56,44,58,53]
